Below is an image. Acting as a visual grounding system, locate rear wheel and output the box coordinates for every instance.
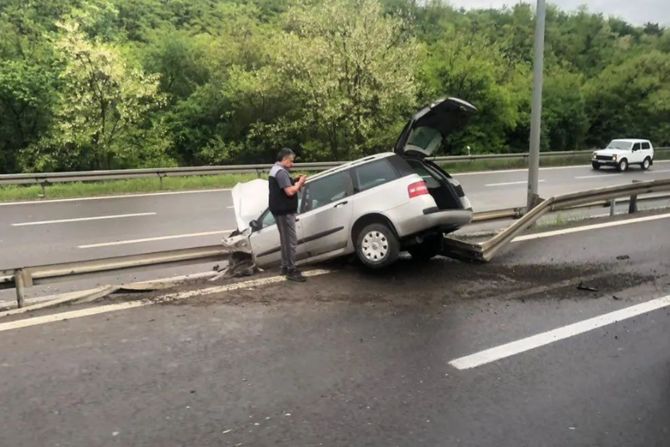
[591,162,601,170]
[617,159,629,172]
[408,235,442,261]
[356,223,400,269]
[642,157,651,170]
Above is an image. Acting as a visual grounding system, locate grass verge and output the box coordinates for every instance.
[1,152,668,203]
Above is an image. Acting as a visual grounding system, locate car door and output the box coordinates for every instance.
[297,170,354,259]
[630,142,643,163]
[249,209,285,266]
[641,141,653,161]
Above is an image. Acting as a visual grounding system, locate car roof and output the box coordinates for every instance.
[305,152,396,183]
[610,138,651,143]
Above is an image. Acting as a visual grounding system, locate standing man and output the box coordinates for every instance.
[269,148,307,282]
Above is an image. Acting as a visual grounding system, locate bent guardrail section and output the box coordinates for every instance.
[443,178,670,262]
[0,245,230,308]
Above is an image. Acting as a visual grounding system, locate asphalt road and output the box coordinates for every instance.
[2,162,669,271]
[0,212,668,446]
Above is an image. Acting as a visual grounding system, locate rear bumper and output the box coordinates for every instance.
[420,208,473,231]
[391,204,473,237]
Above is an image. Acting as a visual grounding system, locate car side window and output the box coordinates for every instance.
[301,171,354,213]
[632,143,641,151]
[642,142,651,150]
[354,159,399,192]
[260,209,276,228]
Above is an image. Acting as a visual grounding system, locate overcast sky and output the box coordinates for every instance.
[448,1,669,26]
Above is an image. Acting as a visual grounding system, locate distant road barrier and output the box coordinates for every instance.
[2,148,667,189]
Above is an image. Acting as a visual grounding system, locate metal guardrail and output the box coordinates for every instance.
[443,178,670,262]
[2,179,670,311]
[0,245,230,308]
[2,148,667,188]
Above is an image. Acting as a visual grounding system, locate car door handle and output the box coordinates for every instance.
[334,201,348,208]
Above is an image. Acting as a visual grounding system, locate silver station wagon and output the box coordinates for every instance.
[232,97,477,269]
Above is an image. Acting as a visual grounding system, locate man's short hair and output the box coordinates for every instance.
[277,147,296,162]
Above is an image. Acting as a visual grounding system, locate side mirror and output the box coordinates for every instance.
[249,220,261,232]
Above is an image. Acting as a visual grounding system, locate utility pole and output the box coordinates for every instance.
[527,0,546,210]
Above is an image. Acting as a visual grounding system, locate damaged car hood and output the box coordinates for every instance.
[231,178,269,231]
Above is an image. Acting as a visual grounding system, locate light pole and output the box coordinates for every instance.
[527,0,546,210]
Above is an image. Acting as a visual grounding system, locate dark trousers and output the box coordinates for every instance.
[275,213,297,271]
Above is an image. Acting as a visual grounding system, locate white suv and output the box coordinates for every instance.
[232,97,477,269]
[592,139,654,172]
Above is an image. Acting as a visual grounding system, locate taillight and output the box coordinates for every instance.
[408,180,429,198]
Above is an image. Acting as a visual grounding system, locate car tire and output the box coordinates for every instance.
[591,162,600,170]
[408,235,442,262]
[642,157,651,170]
[617,159,629,172]
[356,223,400,269]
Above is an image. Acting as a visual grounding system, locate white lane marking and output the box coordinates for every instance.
[485,179,545,187]
[576,168,670,180]
[453,160,670,177]
[449,294,670,370]
[78,230,234,249]
[0,270,332,333]
[0,301,148,333]
[0,189,231,207]
[12,212,157,227]
[512,212,670,242]
[575,174,623,179]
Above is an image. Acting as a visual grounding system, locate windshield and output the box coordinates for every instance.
[606,140,632,150]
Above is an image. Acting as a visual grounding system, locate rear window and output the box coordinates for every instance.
[354,159,399,192]
[642,142,651,149]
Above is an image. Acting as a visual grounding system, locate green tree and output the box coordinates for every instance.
[23,21,171,171]
[542,67,588,150]
[266,0,419,159]
[420,26,530,153]
[585,50,670,147]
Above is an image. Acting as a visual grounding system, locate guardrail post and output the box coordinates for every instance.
[629,180,641,214]
[14,269,28,308]
[39,180,48,198]
[609,198,616,216]
[157,172,165,190]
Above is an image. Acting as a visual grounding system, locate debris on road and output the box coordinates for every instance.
[577,282,599,293]
[210,229,259,280]
[616,255,631,261]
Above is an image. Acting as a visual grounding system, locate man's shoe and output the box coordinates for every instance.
[286,270,307,282]
[280,267,288,276]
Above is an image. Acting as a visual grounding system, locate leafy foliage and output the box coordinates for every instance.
[0,0,668,172]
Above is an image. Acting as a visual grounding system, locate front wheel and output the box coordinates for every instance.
[617,159,629,172]
[356,223,400,269]
[642,157,651,170]
[591,162,601,170]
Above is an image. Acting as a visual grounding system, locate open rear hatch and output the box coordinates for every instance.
[394,97,477,158]
[395,97,476,210]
